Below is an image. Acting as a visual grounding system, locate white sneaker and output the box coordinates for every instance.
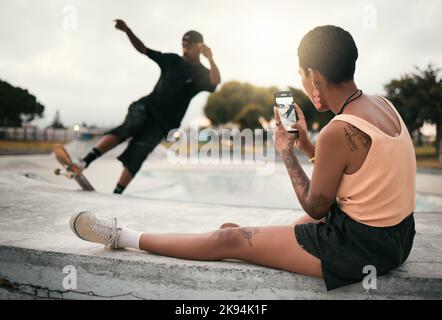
[73,159,87,172]
[70,211,120,249]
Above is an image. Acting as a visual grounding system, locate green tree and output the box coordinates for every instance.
[204,81,276,127]
[204,81,334,131]
[385,65,442,157]
[234,104,262,130]
[0,79,45,127]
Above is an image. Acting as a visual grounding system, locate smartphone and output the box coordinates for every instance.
[274,91,298,133]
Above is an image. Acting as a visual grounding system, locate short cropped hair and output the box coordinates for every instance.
[298,25,358,84]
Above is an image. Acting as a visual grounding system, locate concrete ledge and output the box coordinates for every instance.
[1,245,441,300]
[0,172,441,299]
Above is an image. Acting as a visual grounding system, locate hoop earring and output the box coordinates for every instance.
[312,85,322,108]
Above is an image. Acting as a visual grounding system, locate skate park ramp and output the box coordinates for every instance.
[0,138,441,299]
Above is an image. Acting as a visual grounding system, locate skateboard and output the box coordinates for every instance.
[53,144,95,191]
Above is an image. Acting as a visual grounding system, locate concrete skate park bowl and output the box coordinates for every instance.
[0,138,441,299]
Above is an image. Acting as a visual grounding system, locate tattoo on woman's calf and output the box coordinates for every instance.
[239,228,260,247]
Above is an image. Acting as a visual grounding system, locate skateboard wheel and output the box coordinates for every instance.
[54,168,61,175]
[67,172,75,179]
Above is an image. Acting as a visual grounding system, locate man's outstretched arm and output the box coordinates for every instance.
[114,19,147,54]
[114,19,165,65]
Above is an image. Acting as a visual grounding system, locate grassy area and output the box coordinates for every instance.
[415,144,438,159]
[0,140,66,154]
[414,144,442,170]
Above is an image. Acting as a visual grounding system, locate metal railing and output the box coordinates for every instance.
[0,127,105,142]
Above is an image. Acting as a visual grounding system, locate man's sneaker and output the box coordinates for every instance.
[70,211,120,249]
[72,159,87,172]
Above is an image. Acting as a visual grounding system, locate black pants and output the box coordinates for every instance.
[295,201,416,291]
[105,101,166,177]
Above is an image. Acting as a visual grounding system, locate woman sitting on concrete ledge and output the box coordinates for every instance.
[69,25,416,291]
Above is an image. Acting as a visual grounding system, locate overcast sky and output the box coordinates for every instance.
[1,0,441,128]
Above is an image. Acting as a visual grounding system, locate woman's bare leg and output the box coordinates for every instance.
[291,213,326,226]
[220,213,326,230]
[139,225,322,278]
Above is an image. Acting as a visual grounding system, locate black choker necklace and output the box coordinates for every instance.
[336,89,363,115]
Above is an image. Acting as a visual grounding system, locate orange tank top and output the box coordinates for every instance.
[330,97,416,227]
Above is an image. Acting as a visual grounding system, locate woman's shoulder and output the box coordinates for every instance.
[317,121,348,148]
[319,118,371,153]
[321,118,349,136]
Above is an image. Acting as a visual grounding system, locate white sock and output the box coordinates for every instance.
[118,228,143,250]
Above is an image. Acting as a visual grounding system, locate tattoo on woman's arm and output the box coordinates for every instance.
[281,151,311,206]
[281,150,334,217]
[311,194,333,209]
[344,124,371,151]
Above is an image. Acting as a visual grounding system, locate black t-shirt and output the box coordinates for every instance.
[138,48,217,131]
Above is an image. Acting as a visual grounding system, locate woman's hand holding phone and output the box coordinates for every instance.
[274,104,315,157]
[291,104,315,156]
[274,106,295,155]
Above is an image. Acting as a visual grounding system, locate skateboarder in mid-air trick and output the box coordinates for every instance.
[75,19,221,194]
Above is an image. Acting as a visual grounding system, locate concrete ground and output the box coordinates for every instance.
[0,141,441,299]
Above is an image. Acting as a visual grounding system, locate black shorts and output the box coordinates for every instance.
[105,101,166,176]
[295,201,416,291]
